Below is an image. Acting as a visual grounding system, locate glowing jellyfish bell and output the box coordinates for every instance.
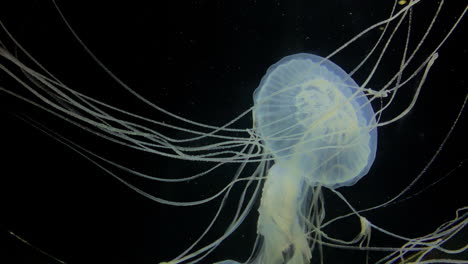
[253,53,378,188]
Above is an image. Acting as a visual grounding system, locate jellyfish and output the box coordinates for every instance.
[243,53,378,264]
[0,1,467,264]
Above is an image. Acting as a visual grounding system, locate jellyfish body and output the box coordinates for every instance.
[1,1,466,263]
[247,53,378,264]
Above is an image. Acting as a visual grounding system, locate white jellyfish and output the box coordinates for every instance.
[0,1,466,264]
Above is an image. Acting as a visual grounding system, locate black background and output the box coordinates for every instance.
[0,1,467,264]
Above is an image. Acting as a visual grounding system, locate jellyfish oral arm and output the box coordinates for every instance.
[254,163,311,264]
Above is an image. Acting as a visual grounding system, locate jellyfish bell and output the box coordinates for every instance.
[253,53,378,188]
[0,1,467,264]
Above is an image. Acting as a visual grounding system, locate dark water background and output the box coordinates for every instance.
[0,1,467,263]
